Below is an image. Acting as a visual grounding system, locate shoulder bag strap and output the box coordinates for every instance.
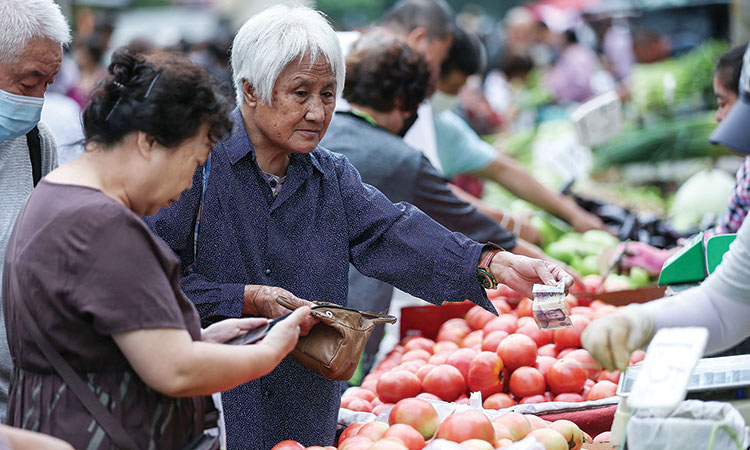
[7,205,140,450]
[276,296,397,324]
[26,126,42,187]
[185,157,210,276]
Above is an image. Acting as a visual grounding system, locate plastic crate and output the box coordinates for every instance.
[400,301,474,340]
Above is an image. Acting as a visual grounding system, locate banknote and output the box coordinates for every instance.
[532,282,573,330]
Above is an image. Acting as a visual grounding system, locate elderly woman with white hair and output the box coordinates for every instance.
[147,4,573,448]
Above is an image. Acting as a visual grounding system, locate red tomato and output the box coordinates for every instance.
[519,395,547,404]
[585,380,618,401]
[447,347,478,380]
[356,422,389,441]
[525,414,550,430]
[338,422,366,446]
[553,315,590,349]
[436,320,470,344]
[395,360,423,374]
[483,392,515,410]
[337,436,375,450]
[383,423,426,450]
[496,334,538,371]
[556,347,577,359]
[465,305,496,330]
[421,364,466,402]
[344,387,376,402]
[436,410,495,444]
[515,322,554,347]
[481,330,509,352]
[400,349,431,363]
[433,341,459,354]
[553,393,585,402]
[484,314,518,334]
[467,351,505,397]
[516,316,536,328]
[462,329,484,349]
[593,431,611,443]
[492,412,531,441]
[372,403,393,416]
[271,441,305,450]
[403,337,435,354]
[597,370,621,384]
[388,397,440,440]
[534,355,557,379]
[515,298,533,317]
[548,420,584,450]
[416,392,441,401]
[527,429,568,450]
[538,343,557,357]
[376,370,422,403]
[415,363,436,382]
[569,306,594,319]
[368,438,408,450]
[547,359,587,395]
[340,396,372,412]
[428,352,450,365]
[459,439,495,450]
[509,366,546,398]
[565,349,602,380]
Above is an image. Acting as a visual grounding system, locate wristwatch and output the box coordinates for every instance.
[477,243,504,289]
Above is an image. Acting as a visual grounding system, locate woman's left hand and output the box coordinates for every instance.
[201,317,270,344]
[489,251,574,298]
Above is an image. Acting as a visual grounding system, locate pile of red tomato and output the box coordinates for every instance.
[273,397,614,449]
[341,294,642,413]
[272,287,646,449]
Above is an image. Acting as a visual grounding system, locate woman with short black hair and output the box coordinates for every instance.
[2,48,310,449]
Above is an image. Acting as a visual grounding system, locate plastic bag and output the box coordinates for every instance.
[626,400,750,450]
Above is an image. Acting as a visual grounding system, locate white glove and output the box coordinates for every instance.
[581,305,655,371]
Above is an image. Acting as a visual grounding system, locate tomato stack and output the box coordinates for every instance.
[344,295,642,413]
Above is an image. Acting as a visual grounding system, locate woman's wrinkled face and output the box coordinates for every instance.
[248,55,336,154]
[144,122,212,216]
[714,74,738,123]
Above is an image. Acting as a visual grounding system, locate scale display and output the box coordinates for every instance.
[618,354,750,396]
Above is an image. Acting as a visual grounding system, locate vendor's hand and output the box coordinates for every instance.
[201,317,270,344]
[489,251,574,298]
[259,306,311,356]
[581,305,655,371]
[614,241,673,276]
[243,285,318,336]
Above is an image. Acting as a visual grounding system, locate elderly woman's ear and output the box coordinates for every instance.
[242,79,258,107]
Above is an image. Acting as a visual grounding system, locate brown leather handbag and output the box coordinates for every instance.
[276,297,396,381]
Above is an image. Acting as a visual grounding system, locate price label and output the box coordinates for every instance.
[626,327,708,415]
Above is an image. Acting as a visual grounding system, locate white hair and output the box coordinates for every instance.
[0,0,71,64]
[231,4,345,105]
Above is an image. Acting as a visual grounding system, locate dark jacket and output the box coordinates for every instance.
[146,108,497,449]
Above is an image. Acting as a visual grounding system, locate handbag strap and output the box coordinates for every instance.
[276,296,396,324]
[26,126,41,187]
[185,158,210,276]
[7,205,140,450]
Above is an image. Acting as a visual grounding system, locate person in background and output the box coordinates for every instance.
[3,48,310,449]
[41,53,85,165]
[433,28,607,235]
[581,43,750,370]
[146,5,573,448]
[0,0,69,423]
[544,28,600,105]
[322,34,542,378]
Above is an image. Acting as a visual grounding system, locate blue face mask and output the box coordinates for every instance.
[0,88,44,141]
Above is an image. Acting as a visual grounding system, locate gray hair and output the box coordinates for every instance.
[380,0,455,40]
[231,4,345,106]
[0,0,71,64]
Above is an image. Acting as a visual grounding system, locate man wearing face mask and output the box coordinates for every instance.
[432,28,607,235]
[0,0,70,421]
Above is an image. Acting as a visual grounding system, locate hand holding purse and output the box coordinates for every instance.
[276,297,396,381]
